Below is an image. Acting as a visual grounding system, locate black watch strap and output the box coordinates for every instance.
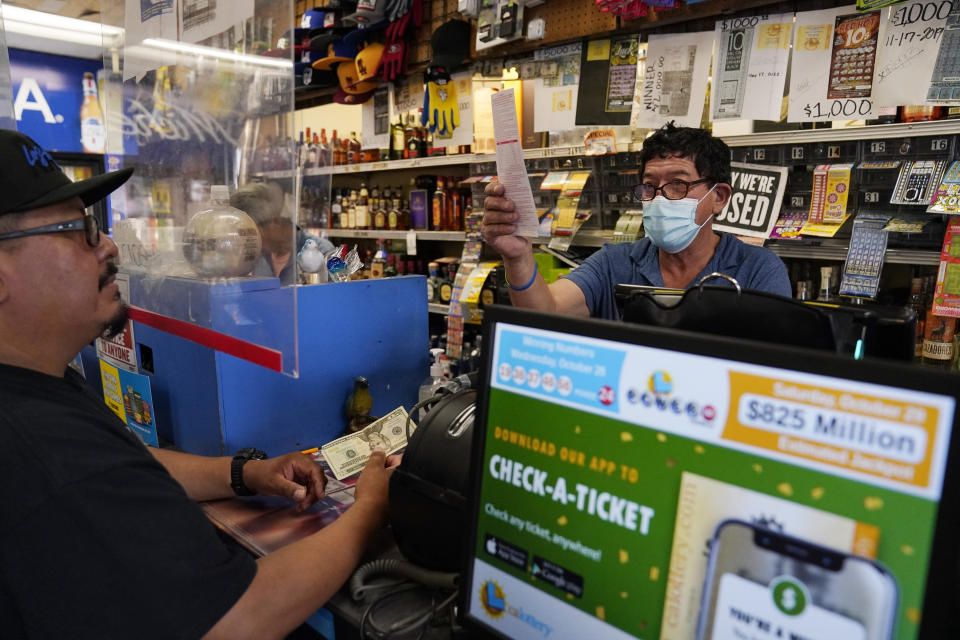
[231,448,267,496]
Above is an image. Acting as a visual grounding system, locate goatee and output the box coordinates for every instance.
[101,303,130,340]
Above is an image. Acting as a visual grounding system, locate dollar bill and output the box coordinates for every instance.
[321,406,416,480]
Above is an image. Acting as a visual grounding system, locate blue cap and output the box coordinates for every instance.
[301,9,326,30]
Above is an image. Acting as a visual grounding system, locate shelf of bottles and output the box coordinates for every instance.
[260,122,960,178]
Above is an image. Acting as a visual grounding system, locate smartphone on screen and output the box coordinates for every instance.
[695,519,898,640]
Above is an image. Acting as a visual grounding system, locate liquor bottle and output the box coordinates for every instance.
[80,72,106,153]
[297,131,307,166]
[388,191,399,230]
[922,310,957,368]
[357,183,370,229]
[448,178,463,231]
[908,277,927,361]
[331,130,343,165]
[816,266,834,302]
[426,261,441,302]
[391,115,406,161]
[308,132,320,167]
[397,188,411,230]
[373,187,387,230]
[347,189,358,229]
[396,257,406,276]
[320,129,332,166]
[432,177,448,230]
[439,262,458,304]
[348,131,361,164]
[480,268,500,308]
[405,117,420,159]
[370,240,387,278]
[385,254,398,278]
[331,189,342,229]
[417,121,428,158]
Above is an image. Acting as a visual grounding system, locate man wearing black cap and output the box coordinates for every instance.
[0,129,395,639]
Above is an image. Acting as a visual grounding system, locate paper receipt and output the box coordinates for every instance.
[491,89,540,237]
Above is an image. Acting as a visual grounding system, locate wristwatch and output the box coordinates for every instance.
[231,447,268,496]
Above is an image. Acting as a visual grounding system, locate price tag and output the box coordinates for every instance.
[406,232,418,255]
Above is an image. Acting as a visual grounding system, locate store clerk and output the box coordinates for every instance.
[0,129,395,639]
[481,122,792,320]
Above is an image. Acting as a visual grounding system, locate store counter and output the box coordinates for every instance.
[201,467,461,640]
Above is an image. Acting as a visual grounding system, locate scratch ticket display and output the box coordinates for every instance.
[932,219,960,318]
[926,1,960,102]
[891,160,947,206]
[823,163,854,222]
[927,161,960,214]
[714,24,753,118]
[840,214,890,299]
[806,164,853,227]
[828,11,880,100]
[769,210,808,240]
[808,165,829,225]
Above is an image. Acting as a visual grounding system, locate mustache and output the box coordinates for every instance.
[99,262,118,290]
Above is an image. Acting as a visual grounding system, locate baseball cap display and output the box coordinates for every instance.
[344,42,384,92]
[430,19,471,71]
[276,27,311,49]
[300,9,328,31]
[343,0,387,26]
[333,87,375,104]
[312,38,358,70]
[0,129,133,216]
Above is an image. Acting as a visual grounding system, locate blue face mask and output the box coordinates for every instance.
[642,185,716,253]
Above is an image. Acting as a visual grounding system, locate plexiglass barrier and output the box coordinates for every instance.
[0,2,15,129]
[98,0,301,376]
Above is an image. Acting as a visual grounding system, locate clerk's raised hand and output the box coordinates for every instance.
[243,451,327,512]
[482,182,533,261]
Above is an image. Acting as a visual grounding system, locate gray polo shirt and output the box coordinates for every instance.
[564,233,792,320]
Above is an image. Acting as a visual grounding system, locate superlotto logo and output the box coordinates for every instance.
[626,370,716,425]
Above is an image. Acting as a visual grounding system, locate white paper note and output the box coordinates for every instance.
[491,89,540,237]
[633,30,714,129]
[873,0,953,107]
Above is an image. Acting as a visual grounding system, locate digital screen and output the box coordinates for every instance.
[463,313,956,640]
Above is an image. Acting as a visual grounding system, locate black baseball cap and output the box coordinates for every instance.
[430,20,471,71]
[0,129,134,216]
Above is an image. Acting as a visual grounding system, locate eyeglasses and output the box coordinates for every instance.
[0,215,100,248]
[634,178,712,201]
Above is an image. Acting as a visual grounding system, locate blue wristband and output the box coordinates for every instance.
[505,263,538,291]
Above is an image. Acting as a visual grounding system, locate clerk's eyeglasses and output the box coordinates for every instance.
[0,215,100,248]
[634,178,712,201]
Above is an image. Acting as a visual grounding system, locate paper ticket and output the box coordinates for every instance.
[320,407,415,480]
[491,88,540,237]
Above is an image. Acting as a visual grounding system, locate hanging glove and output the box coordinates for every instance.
[424,66,459,134]
[411,0,423,27]
[379,38,408,82]
[385,0,411,21]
